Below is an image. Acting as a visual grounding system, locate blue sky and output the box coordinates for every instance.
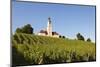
[12,1,96,42]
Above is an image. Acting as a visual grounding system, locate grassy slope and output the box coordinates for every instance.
[12,33,96,66]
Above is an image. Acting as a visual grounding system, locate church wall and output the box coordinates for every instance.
[38,33,46,36]
[52,35,59,38]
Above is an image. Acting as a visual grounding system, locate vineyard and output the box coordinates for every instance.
[12,33,96,66]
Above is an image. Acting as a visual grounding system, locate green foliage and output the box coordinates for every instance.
[16,28,22,33]
[76,33,85,41]
[12,33,96,66]
[87,38,91,42]
[12,44,30,66]
[21,24,33,34]
[15,24,33,34]
[59,35,65,39]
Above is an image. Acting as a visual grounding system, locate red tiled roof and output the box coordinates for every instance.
[39,30,59,35]
[39,30,48,35]
[52,32,59,35]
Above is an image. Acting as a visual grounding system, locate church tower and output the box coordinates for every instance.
[47,17,52,36]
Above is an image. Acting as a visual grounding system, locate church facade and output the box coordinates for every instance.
[38,17,60,38]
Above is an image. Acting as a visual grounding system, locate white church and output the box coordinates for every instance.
[37,17,60,38]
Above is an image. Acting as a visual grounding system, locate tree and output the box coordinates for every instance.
[87,38,91,42]
[22,24,33,34]
[76,33,84,41]
[62,36,65,39]
[59,35,62,38]
[15,28,22,33]
[59,35,65,39]
[15,24,34,34]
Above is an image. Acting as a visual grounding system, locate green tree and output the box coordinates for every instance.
[15,24,33,34]
[87,38,91,42]
[62,36,65,39]
[22,24,33,34]
[15,28,22,33]
[76,33,84,41]
[59,35,62,38]
[59,35,65,39]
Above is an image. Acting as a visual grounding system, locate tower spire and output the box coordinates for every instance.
[47,17,52,36]
[48,17,51,23]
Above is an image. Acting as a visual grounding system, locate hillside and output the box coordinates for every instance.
[12,33,96,66]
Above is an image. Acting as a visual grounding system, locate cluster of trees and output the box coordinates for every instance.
[59,35,65,39]
[76,33,91,42]
[15,24,91,42]
[15,24,33,34]
[59,33,91,42]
